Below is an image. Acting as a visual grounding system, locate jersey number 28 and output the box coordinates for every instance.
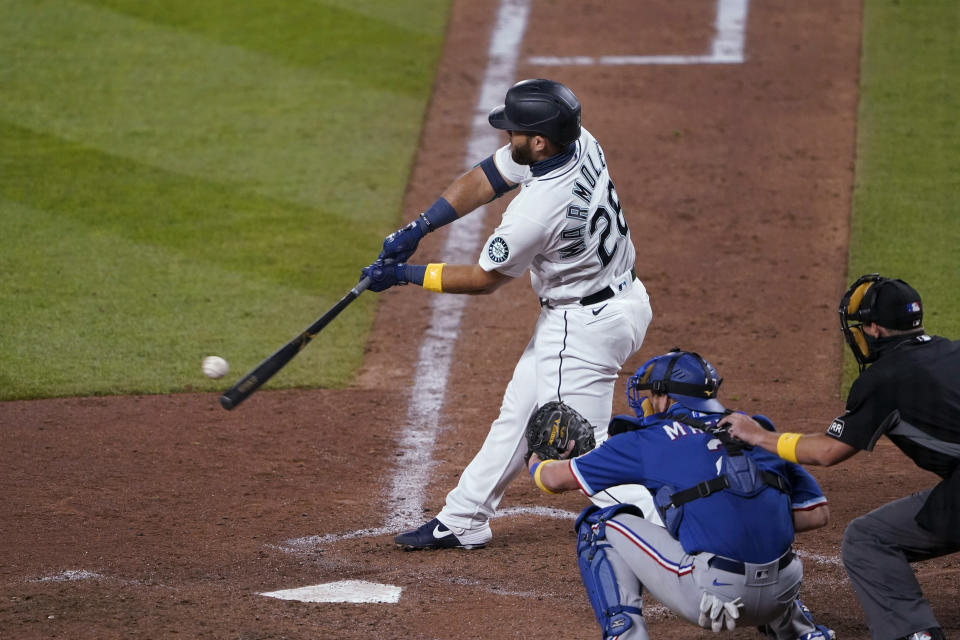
[589,180,629,267]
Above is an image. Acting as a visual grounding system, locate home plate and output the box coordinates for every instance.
[260,580,402,604]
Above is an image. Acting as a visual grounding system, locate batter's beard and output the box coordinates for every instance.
[510,142,535,165]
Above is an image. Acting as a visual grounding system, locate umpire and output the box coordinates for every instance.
[725,274,960,640]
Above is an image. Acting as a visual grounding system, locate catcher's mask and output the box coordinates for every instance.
[839,273,923,370]
[628,349,724,414]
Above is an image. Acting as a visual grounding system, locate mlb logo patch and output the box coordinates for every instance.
[827,418,844,438]
[907,302,921,313]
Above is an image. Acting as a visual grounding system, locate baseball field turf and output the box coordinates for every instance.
[842,0,960,384]
[1,0,957,401]
[0,0,449,400]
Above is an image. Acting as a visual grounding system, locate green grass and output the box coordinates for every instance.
[0,0,449,399]
[845,0,960,386]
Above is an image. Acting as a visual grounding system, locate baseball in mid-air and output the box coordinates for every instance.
[202,355,230,379]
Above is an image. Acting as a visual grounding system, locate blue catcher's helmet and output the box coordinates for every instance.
[627,349,725,415]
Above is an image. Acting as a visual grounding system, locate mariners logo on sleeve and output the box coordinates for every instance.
[488,237,509,263]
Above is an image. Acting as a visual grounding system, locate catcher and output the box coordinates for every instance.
[525,350,834,639]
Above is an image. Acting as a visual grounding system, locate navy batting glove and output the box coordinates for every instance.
[378,219,427,263]
[379,198,459,262]
[362,259,409,292]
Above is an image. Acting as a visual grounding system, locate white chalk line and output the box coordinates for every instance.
[31,569,108,583]
[25,539,846,606]
[24,569,172,590]
[25,570,401,606]
[383,0,531,532]
[443,577,675,618]
[530,0,748,66]
[795,548,844,567]
[273,505,579,552]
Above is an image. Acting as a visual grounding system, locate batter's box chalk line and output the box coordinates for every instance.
[31,569,107,582]
[529,0,749,66]
[271,505,579,554]
[24,569,171,590]
[794,548,843,567]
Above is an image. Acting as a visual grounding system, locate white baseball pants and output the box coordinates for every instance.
[438,279,655,531]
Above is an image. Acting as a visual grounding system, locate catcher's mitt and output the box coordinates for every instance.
[524,401,596,463]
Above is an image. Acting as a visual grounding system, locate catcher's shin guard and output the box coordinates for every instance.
[576,505,644,638]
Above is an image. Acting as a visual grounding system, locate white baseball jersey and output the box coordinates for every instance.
[479,128,636,305]
[438,126,657,535]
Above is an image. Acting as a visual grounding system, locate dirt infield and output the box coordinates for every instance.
[2,1,957,639]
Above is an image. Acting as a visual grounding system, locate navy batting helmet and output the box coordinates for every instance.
[628,349,725,414]
[488,79,582,146]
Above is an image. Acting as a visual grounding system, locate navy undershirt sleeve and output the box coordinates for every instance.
[479,155,516,198]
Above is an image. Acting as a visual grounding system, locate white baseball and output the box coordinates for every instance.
[202,355,230,379]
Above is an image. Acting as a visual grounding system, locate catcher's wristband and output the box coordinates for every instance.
[776,432,802,463]
[422,263,445,293]
[532,460,559,495]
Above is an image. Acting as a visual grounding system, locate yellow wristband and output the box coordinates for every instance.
[534,459,560,495]
[777,433,802,463]
[423,263,445,293]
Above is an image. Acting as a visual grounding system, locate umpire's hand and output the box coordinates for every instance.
[721,413,771,448]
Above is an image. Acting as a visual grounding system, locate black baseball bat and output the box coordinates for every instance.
[219,277,371,410]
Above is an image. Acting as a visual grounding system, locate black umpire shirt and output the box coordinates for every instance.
[825,334,960,542]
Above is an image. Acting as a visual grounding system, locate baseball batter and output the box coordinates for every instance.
[362,78,656,549]
[527,350,835,639]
